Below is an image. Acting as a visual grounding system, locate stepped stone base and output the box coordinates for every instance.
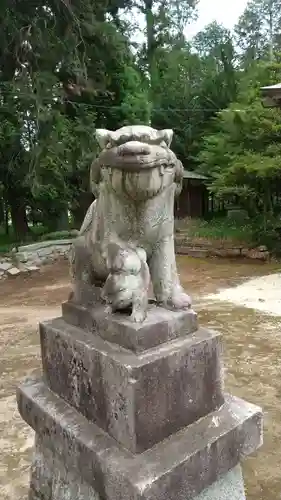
[17,298,263,500]
[18,379,262,500]
[28,434,246,500]
[61,300,198,352]
[39,315,224,453]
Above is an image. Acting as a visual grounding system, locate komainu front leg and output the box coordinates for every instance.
[149,236,191,309]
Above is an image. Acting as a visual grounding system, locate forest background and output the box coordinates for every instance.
[1,0,281,251]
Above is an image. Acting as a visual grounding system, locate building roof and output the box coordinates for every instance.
[183,170,208,181]
[260,83,281,108]
[261,83,281,92]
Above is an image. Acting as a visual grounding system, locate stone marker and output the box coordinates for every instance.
[17,126,263,500]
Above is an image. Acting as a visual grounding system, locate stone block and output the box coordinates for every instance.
[7,266,21,276]
[17,378,263,500]
[62,300,198,353]
[38,248,53,257]
[25,265,40,272]
[15,251,28,263]
[0,261,12,271]
[17,239,74,253]
[176,246,210,258]
[40,317,224,452]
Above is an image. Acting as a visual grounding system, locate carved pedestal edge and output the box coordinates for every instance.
[18,378,263,500]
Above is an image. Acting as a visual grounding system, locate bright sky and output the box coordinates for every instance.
[128,0,249,46]
[185,0,249,38]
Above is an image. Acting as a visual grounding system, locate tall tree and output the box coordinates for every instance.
[235,0,281,65]
[0,0,149,236]
[193,21,232,58]
[132,0,198,108]
[151,21,238,166]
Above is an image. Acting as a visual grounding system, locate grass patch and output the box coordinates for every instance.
[179,218,254,244]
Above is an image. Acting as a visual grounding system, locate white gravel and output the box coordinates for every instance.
[207,272,281,317]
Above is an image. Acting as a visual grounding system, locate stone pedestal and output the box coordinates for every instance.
[17,299,263,500]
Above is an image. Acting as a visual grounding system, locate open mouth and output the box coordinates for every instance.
[99,141,173,172]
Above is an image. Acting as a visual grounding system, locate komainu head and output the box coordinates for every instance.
[96,125,173,150]
[91,125,184,201]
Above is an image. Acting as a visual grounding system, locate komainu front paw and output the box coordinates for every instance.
[131,309,147,323]
[170,290,192,309]
[157,288,192,310]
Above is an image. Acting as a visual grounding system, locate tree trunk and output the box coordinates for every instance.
[268,2,274,62]
[0,198,4,227]
[5,202,9,235]
[9,198,30,241]
[143,0,157,114]
[71,192,94,229]
[55,208,69,231]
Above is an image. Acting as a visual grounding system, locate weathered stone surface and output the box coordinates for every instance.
[62,300,198,352]
[70,125,192,322]
[0,261,13,271]
[38,248,53,257]
[29,436,101,500]
[40,317,224,452]
[25,264,40,272]
[175,237,273,261]
[15,252,28,262]
[176,247,210,258]
[0,239,75,280]
[244,248,270,261]
[195,465,245,500]
[18,239,74,252]
[213,248,242,258]
[17,378,263,500]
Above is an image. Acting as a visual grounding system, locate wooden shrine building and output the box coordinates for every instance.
[175,170,208,219]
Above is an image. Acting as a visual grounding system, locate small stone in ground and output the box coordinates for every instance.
[25,265,40,272]
[7,267,21,276]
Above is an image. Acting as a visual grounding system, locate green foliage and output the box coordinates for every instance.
[186,217,254,243]
[197,60,281,250]
[1,0,281,253]
[199,64,281,206]
[151,23,238,164]
[0,0,150,238]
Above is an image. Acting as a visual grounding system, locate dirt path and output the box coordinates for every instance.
[0,257,281,499]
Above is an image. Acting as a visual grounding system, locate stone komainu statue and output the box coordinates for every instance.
[70,125,191,321]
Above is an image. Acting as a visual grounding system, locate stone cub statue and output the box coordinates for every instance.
[101,243,150,323]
